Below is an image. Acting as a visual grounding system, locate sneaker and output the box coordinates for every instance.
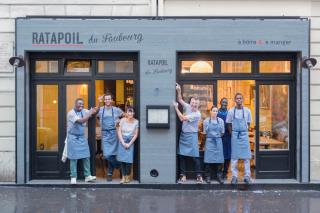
[243,176,251,185]
[196,175,204,184]
[106,175,112,182]
[178,175,186,184]
[70,177,77,185]
[231,176,238,185]
[120,176,125,184]
[85,175,96,183]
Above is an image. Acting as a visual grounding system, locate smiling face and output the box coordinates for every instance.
[210,107,218,118]
[127,109,135,119]
[104,95,112,107]
[190,98,200,111]
[75,99,84,111]
[220,98,228,110]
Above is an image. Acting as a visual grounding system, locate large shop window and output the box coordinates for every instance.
[36,85,59,151]
[259,85,289,150]
[181,61,214,73]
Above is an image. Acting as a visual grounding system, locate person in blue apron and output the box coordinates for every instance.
[203,106,225,184]
[117,107,139,184]
[174,83,203,184]
[217,98,232,180]
[226,93,252,185]
[97,93,124,181]
[67,98,98,184]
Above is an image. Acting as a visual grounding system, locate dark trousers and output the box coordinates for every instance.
[179,155,202,177]
[106,155,120,176]
[223,159,231,176]
[121,162,132,176]
[205,163,223,180]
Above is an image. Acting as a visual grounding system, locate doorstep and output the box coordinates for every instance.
[1,179,319,191]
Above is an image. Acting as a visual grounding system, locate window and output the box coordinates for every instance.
[259,61,291,73]
[181,61,214,73]
[98,61,133,73]
[221,61,251,73]
[36,85,58,151]
[35,61,58,73]
[66,60,90,73]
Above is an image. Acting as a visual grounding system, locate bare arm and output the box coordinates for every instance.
[176,83,187,106]
[128,128,139,147]
[117,124,126,146]
[75,108,96,124]
[173,101,188,122]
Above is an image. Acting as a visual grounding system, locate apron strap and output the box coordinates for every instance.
[101,106,115,127]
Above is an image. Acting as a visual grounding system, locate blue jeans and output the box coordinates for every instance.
[106,155,120,176]
[70,157,91,178]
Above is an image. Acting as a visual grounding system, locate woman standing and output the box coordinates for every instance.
[203,106,225,184]
[117,107,139,184]
[217,98,232,180]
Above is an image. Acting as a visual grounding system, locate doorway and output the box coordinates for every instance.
[30,52,139,181]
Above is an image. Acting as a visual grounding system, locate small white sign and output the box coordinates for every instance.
[148,109,169,124]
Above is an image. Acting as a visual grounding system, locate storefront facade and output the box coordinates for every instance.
[14,17,309,184]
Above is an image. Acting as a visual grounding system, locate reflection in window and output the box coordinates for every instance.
[98,61,133,73]
[181,61,213,73]
[259,85,289,150]
[66,60,90,73]
[259,61,291,73]
[35,61,58,73]
[182,84,213,151]
[221,61,251,73]
[36,85,58,151]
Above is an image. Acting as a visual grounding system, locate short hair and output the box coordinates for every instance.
[210,105,218,111]
[220,97,228,103]
[188,96,199,103]
[126,106,135,113]
[104,92,113,100]
[234,93,243,99]
[75,98,84,104]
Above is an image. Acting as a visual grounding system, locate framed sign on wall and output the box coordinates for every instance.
[146,105,170,129]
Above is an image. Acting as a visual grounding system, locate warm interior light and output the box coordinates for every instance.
[190,61,212,73]
[52,100,57,104]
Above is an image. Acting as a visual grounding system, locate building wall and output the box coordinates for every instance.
[162,0,320,181]
[0,0,154,182]
[0,0,319,182]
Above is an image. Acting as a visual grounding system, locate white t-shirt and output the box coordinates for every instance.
[119,118,139,137]
[181,102,201,133]
[226,107,252,124]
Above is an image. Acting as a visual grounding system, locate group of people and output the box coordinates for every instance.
[174,83,252,185]
[63,93,139,184]
[63,83,252,186]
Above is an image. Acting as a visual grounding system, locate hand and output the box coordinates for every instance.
[89,107,96,115]
[125,144,130,149]
[98,95,105,103]
[175,83,181,92]
[172,101,179,108]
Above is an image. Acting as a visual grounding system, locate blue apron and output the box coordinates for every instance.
[218,109,232,160]
[178,132,199,157]
[117,135,134,163]
[67,109,90,160]
[204,118,224,163]
[101,107,118,158]
[231,108,251,160]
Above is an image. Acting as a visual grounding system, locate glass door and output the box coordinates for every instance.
[255,82,295,178]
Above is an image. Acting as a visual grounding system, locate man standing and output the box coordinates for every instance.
[67,98,97,184]
[97,93,124,181]
[173,83,203,184]
[226,93,252,185]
